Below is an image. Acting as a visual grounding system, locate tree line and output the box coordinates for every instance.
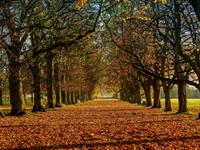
[1,0,200,119]
[0,0,106,115]
[103,0,200,118]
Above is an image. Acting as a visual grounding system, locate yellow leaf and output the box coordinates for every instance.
[154,0,167,4]
[76,0,87,9]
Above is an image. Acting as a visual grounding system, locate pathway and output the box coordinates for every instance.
[0,99,199,149]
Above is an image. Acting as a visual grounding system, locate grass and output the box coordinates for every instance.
[160,98,200,107]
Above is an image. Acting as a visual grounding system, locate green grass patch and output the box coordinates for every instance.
[161,98,200,106]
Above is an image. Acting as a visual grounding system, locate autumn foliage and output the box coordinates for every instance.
[0,99,199,149]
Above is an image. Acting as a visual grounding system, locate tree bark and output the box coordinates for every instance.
[46,52,54,108]
[143,78,152,107]
[8,57,25,115]
[74,91,78,103]
[71,91,76,104]
[135,81,141,105]
[174,1,188,113]
[163,86,172,112]
[177,81,187,113]
[61,90,66,104]
[22,82,27,104]
[66,91,71,104]
[152,78,161,108]
[79,91,84,102]
[31,63,45,112]
[54,62,62,107]
[61,72,66,104]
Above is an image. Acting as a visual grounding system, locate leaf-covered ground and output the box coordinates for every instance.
[0,99,199,150]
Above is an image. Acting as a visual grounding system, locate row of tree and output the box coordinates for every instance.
[0,0,106,115]
[103,0,200,118]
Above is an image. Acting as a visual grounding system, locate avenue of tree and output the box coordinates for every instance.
[0,0,200,119]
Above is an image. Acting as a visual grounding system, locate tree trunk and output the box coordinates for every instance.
[31,90,34,103]
[74,91,78,103]
[54,62,62,107]
[22,82,27,104]
[85,91,89,101]
[120,90,125,101]
[79,91,84,102]
[66,91,71,104]
[31,63,45,112]
[135,81,141,105]
[75,91,78,102]
[177,81,187,113]
[8,58,24,115]
[163,86,172,112]
[61,90,66,104]
[46,53,54,108]
[143,78,152,107]
[0,79,3,105]
[174,1,188,113]
[61,72,66,104]
[152,78,161,108]
[71,91,76,104]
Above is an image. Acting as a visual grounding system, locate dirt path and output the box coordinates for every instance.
[0,99,199,150]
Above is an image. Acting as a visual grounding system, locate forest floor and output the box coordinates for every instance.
[0,99,200,150]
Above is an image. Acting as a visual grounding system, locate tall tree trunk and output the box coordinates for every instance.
[0,78,3,105]
[135,81,141,105]
[31,90,34,103]
[120,90,125,101]
[8,57,24,115]
[79,91,84,102]
[163,86,172,112]
[54,61,62,107]
[74,91,78,103]
[174,1,188,113]
[66,91,71,104]
[130,82,136,103]
[46,52,54,108]
[143,78,152,107]
[22,82,27,104]
[61,73,66,104]
[82,91,86,101]
[71,91,76,104]
[152,78,161,108]
[61,90,66,104]
[85,91,89,101]
[31,63,45,112]
[177,81,187,113]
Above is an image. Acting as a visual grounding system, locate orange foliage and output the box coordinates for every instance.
[76,0,87,9]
